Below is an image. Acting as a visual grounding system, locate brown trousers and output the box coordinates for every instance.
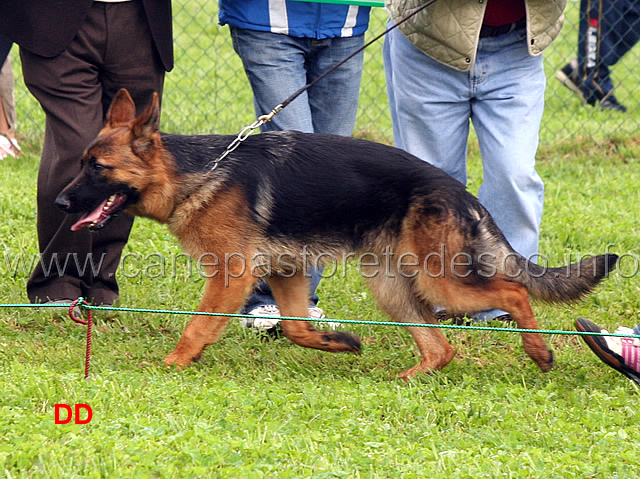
[21,1,165,304]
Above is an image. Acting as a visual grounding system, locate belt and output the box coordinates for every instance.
[479,17,526,38]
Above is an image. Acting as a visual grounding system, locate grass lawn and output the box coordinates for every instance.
[2,3,640,478]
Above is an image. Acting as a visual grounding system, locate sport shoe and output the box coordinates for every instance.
[309,306,340,329]
[575,318,640,386]
[555,59,627,111]
[0,134,20,159]
[241,304,339,331]
[240,304,281,330]
[0,135,13,160]
[600,95,628,113]
[556,59,586,102]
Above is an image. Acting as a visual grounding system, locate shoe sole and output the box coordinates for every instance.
[599,93,628,113]
[576,318,640,386]
[555,70,587,103]
[254,320,340,331]
[246,309,339,331]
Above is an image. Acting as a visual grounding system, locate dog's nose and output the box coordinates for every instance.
[55,194,71,210]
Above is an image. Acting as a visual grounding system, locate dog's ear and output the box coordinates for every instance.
[131,92,160,157]
[107,89,136,127]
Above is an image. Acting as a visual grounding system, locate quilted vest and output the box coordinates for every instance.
[386,0,567,71]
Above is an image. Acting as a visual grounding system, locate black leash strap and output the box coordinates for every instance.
[209,0,439,171]
[276,0,439,112]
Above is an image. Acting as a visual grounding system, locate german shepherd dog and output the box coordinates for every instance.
[56,89,617,379]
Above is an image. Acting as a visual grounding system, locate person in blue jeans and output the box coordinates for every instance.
[218,0,370,331]
[576,318,640,386]
[556,0,640,112]
[383,0,566,322]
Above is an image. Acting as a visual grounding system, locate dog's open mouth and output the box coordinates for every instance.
[71,193,129,232]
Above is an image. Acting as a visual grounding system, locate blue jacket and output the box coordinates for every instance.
[219,0,370,39]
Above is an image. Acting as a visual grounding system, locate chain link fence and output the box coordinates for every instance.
[8,1,640,146]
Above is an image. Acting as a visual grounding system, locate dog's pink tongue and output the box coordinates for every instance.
[70,199,108,231]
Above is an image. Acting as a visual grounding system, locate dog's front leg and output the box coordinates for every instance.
[268,273,361,353]
[163,272,257,367]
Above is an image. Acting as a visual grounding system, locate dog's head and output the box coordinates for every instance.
[56,89,167,231]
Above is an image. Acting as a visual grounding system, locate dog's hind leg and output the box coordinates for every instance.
[482,281,555,372]
[400,323,456,380]
[431,278,555,373]
[365,274,455,379]
[163,272,257,367]
[267,273,361,353]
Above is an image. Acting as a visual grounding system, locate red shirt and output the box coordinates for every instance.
[483,0,526,26]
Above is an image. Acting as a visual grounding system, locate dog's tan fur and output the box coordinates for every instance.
[56,89,618,379]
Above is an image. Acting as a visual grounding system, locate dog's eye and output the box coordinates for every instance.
[91,159,112,171]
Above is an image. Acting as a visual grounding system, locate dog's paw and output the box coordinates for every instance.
[397,364,425,381]
[321,331,362,353]
[537,349,555,372]
[162,353,192,369]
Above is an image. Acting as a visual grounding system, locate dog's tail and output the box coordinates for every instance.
[471,215,618,303]
[507,252,618,303]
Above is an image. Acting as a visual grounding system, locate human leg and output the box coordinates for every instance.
[230,27,327,319]
[21,46,110,302]
[472,30,545,261]
[599,0,640,67]
[230,27,314,133]
[0,34,10,64]
[90,1,165,301]
[573,0,628,110]
[0,35,19,159]
[383,27,470,183]
[386,27,510,320]
[591,0,640,110]
[470,30,545,320]
[306,34,364,136]
[240,268,325,330]
[22,1,164,304]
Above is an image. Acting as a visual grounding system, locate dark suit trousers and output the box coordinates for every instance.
[21,1,165,304]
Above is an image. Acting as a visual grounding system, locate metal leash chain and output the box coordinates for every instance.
[208,105,282,172]
[207,0,439,172]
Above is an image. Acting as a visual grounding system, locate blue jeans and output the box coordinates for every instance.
[577,0,640,101]
[384,26,545,320]
[231,27,365,311]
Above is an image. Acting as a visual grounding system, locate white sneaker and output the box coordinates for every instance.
[308,306,325,320]
[0,135,20,160]
[0,135,11,160]
[309,306,340,329]
[240,305,340,331]
[240,304,281,330]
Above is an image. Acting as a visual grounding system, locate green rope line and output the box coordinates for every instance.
[4,298,640,339]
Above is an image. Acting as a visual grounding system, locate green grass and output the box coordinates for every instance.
[3,3,640,478]
[3,119,640,479]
